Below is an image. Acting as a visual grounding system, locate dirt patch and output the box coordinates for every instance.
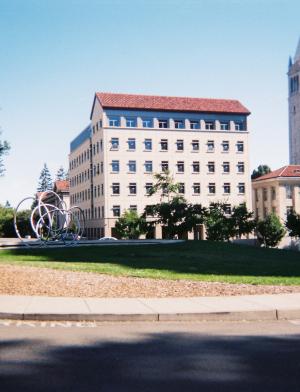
[1,264,300,298]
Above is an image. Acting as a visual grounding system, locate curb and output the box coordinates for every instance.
[1,294,300,322]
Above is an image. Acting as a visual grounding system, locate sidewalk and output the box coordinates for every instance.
[0,293,300,322]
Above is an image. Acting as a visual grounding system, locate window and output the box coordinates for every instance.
[158,119,168,128]
[176,139,184,151]
[129,205,137,212]
[145,183,153,195]
[223,183,231,194]
[220,122,229,130]
[128,160,136,172]
[102,206,104,218]
[286,206,294,216]
[101,162,103,173]
[129,183,137,195]
[127,138,136,150]
[190,121,199,130]
[222,141,229,152]
[263,188,268,201]
[109,117,120,127]
[160,139,168,150]
[237,162,245,173]
[208,183,216,194]
[145,161,153,172]
[111,160,119,172]
[177,161,184,173]
[192,161,200,173]
[207,140,214,152]
[192,140,199,151]
[144,139,152,151]
[224,204,231,215]
[238,183,245,194]
[237,141,244,152]
[101,184,104,195]
[286,185,293,199]
[112,205,120,217]
[142,119,153,128]
[193,183,200,194]
[112,183,120,195]
[208,161,215,173]
[161,161,169,172]
[271,187,276,200]
[205,121,214,130]
[126,118,136,127]
[174,120,184,129]
[222,162,230,173]
[110,137,119,150]
[235,122,243,131]
[178,183,185,194]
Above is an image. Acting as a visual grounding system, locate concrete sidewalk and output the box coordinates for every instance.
[0,293,300,322]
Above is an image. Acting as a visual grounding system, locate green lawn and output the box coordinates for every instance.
[0,241,300,285]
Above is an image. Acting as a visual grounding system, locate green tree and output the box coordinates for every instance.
[256,213,286,248]
[286,211,300,238]
[251,164,271,180]
[204,203,234,241]
[143,197,206,239]
[0,205,34,238]
[37,163,53,192]
[55,166,68,181]
[0,131,10,176]
[148,170,180,201]
[231,203,256,238]
[114,210,147,239]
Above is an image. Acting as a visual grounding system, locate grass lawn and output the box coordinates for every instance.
[0,240,300,285]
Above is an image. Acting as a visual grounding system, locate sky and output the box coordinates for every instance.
[0,0,300,206]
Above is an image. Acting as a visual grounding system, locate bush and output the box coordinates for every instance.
[256,214,286,248]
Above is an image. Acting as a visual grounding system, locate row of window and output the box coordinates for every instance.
[69,139,245,171]
[254,185,295,202]
[70,159,246,187]
[71,181,246,205]
[110,160,245,174]
[106,117,245,131]
[110,138,244,153]
[109,182,246,196]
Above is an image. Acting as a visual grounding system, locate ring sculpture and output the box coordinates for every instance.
[14,191,85,247]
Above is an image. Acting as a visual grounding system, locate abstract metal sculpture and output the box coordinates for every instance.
[14,191,85,247]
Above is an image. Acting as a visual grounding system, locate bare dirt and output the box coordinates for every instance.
[1,264,300,298]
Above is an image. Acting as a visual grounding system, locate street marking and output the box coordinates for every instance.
[288,319,300,325]
[0,320,98,328]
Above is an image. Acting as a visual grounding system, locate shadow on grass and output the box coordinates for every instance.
[1,332,300,391]
[1,241,300,279]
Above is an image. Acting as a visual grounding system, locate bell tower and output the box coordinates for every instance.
[288,37,300,164]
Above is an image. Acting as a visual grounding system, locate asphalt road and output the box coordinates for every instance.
[1,320,300,392]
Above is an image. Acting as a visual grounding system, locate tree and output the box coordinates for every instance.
[204,203,234,241]
[148,170,180,201]
[286,211,300,238]
[256,213,286,248]
[251,165,271,180]
[0,131,10,176]
[230,203,256,238]
[37,163,53,192]
[114,210,147,239]
[143,197,206,239]
[55,166,68,181]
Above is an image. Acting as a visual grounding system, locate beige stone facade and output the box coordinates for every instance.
[252,166,300,221]
[69,93,251,239]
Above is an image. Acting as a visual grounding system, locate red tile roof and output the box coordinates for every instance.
[95,92,250,115]
[253,165,300,181]
[54,180,69,192]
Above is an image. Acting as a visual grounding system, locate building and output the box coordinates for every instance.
[69,92,251,239]
[288,37,300,164]
[252,165,300,221]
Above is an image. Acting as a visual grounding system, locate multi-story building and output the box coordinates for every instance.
[252,165,300,221]
[288,37,300,164]
[69,92,251,239]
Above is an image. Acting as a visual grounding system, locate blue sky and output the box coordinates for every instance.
[0,0,299,206]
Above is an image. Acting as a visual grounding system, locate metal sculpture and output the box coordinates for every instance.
[14,191,85,247]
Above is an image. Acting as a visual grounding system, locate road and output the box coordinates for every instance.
[1,319,300,391]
